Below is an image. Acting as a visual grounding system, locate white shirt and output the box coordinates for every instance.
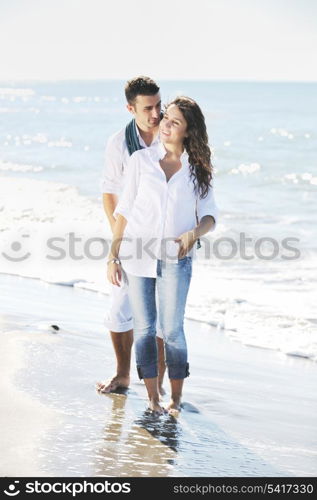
[100,123,160,196]
[114,142,218,278]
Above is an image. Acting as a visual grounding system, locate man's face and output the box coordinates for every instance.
[127,93,161,130]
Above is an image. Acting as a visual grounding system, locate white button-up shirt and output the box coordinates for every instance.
[114,142,218,277]
[100,123,160,196]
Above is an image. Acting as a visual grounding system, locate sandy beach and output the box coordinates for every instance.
[0,273,316,477]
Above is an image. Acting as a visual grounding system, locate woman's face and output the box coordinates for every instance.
[159,104,188,146]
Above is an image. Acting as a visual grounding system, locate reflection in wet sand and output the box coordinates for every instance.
[93,394,177,477]
[135,412,180,453]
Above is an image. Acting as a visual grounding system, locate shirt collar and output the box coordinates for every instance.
[157,141,189,166]
[134,121,160,147]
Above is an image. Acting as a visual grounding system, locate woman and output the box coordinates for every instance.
[107,97,217,415]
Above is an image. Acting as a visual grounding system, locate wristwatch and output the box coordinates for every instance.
[107,258,121,265]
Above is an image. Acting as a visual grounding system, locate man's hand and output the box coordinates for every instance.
[174,230,196,259]
[107,262,122,287]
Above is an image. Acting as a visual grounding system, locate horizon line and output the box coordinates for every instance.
[0,77,316,84]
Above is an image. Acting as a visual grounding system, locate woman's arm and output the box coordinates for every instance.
[103,193,118,233]
[175,215,215,259]
[107,214,128,286]
[175,183,218,259]
[113,152,140,221]
[107,153,141,286]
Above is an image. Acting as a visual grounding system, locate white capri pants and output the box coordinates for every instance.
[104,279,163,338]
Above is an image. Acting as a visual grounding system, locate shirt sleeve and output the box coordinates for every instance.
[113,153,140,220]
[100,135,123,194]
[197,183,218,232]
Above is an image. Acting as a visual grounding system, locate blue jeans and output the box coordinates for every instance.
[127,257,192,380]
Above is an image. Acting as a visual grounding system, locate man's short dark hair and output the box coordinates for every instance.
[125,76,160,105]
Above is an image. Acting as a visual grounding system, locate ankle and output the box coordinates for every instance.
[148,393,160,403]
[171,395,181,406]
[115,372,130,379]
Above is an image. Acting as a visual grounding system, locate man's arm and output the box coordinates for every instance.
[100,132,124,233]
[103,193,119,234]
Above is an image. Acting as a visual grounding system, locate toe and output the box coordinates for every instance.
[95,382,105,391]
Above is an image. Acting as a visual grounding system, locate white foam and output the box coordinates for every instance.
[0,160,43,173]
[47,138,72,148]
[283,172,317,186]
[230,163,261,175]
[0,88,35,97]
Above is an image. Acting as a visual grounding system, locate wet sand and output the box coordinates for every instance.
[0,273,316,476]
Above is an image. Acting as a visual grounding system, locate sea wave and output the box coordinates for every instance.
[283,172,317,186]
[0,160,43,173]
[0,87,35,97]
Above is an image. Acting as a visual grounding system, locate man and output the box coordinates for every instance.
[96,76,166,394]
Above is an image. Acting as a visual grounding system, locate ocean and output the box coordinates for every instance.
[0,80,316,361]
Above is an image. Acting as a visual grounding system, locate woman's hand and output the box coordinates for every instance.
[106,214,128,286]
[174,230,196,259]
[107,261,122,287]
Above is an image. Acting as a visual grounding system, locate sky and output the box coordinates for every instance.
[0,0,316,81]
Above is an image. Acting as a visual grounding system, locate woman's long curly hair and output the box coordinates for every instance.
[166,96,213,198]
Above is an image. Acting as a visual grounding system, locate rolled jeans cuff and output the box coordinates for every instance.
[168,362,190,380]
[137,363,158,380]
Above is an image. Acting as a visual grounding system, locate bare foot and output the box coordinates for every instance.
[96,375,130,394]
[166,400,181,418]
[147,398,166,415]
